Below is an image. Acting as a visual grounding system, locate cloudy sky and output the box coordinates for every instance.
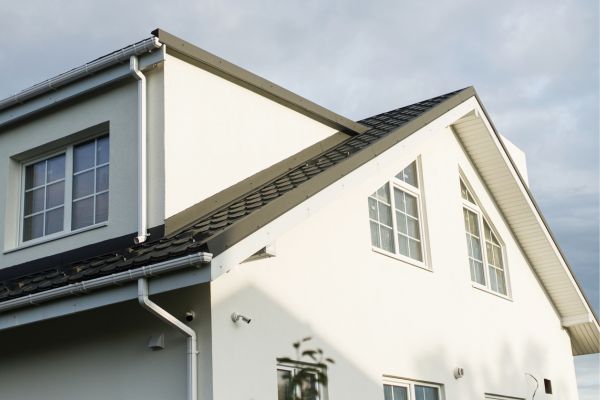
[1,0,598,397]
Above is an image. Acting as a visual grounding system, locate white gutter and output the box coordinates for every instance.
[130,55,148,244]
[0,252,212,313]
[138,278,198,400]
[0,37,161,111]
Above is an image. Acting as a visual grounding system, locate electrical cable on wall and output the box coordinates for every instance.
[525,373,538,400]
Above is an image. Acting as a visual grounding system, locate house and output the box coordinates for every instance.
[0,28,597,400]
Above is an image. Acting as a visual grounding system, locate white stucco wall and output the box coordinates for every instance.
[0,284,212,400]
[162,54,338,218]
[500,134,529,186]
[209,120,578,399]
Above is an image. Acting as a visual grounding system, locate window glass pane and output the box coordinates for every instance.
[472,259,485,285]
[396,162,418,187]
[26,161,46,189]
[409,239,423,261]
[407,217,420,239]
[489,265,498,292]
[493,246,503,267]
[375,184,390,203]
[368,197,379,220]
[46,181,65,209]
[394,188,406,212]
[396,212,408,234]
[25,188,45,215]
[72,197,94,230]
[384,384,394,400]
[404,193,418,218]
[497,270,507,295]
[415,385,439,400]
[23,214,43,241]
[96,136,109,165]
[73,170,94,199]
[45,207,64,235]
[96,165,109,192]
[370,221,381,247]
[277,369,291,400]
[378,203,393,226]
[74,141,95,172]
[95,193,109,223]
[46,154,65,182]
[380,226,395,253]
[393,385,409,400]
[398,234,409,257]
[470,236,482,260]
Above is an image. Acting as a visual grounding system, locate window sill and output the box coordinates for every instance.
[4,222,108,254]
[371,247,432,272]
[471,282,512,302]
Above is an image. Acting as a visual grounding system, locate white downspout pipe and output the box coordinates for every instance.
[138,278,197,400]
[130,56,148,244]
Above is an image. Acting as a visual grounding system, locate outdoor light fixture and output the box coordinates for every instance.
[453,367,465,379]
[148,334,165,351]
[231,312,252,324]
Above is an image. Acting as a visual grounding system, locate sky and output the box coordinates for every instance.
[1,0,598,397]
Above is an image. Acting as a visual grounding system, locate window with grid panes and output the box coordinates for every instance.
[383,380,441,400]
[460,179,508,295]
[21,135,109,243]
[368,161,425,263]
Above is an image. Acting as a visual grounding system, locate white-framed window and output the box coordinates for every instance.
[277,360,327,400]
[460,179,508,296]
[21,135,109,243]
[368,161,427,265]
[383,378,442,400]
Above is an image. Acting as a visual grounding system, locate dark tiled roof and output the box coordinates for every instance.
[0,88,468,302]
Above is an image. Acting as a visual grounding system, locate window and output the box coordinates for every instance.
[21,135,109,243]
[460,179,508,295]
[277,361,327,400]
[383,379,442,400]
[369,161,426,264]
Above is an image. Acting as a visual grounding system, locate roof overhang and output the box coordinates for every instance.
[451,94,600,355]
[151,28,368,136]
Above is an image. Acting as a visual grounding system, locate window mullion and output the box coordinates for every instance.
[390,182,400,255]
[65,146,74,232]
[478,213,491,288]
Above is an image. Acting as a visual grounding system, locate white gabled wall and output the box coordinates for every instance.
[208,104,578,399]
[162,54,338,218]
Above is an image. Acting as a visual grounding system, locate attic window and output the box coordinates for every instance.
[21,135,109,243]
[368,161,428,265]
[460,178,508,296]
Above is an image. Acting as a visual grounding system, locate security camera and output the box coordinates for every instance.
[231,312,251,324]
[184,311,195,322]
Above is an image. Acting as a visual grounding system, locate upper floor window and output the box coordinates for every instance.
[21,135,109,243]
[383,378,442,400]
[368,161,426,264]
[460,179,508,295]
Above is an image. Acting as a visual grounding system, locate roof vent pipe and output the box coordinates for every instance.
[130,56,148,244]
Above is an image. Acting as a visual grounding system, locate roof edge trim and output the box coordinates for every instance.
[0,37,162,112]
[151,28,368,135]
[471,90,599,326]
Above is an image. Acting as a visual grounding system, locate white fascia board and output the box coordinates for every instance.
[0,47,165,129]
[562,313,595,328]
[469,99,598,323]
[210,98,478,279]
[0,259,210,332]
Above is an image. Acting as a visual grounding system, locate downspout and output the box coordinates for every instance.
[130,56,148,244]
[138,278,197,400]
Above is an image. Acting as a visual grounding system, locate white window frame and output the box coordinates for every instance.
[17,135,109,247]
[484,394,524,400]
[460,177,511,299]
[369,159,430,270]
[277,360,328,400]
[383,377,444,400]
